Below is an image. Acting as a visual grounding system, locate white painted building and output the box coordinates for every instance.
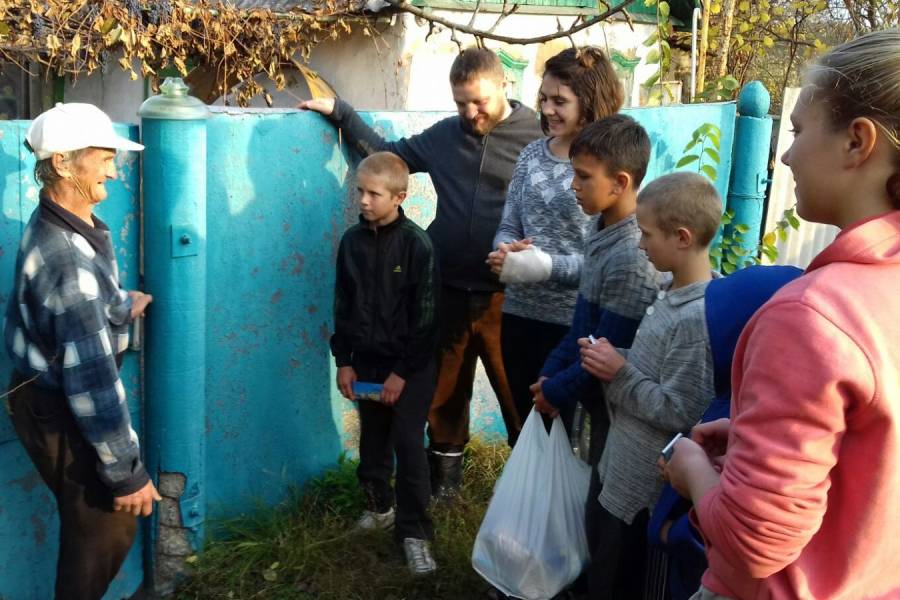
[0,1,700,122]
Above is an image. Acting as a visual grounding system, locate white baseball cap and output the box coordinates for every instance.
[25,102,144,159]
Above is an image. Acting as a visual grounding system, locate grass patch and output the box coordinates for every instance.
[175,438,510,600]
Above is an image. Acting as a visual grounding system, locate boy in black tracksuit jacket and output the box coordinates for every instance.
[331,152,440,574]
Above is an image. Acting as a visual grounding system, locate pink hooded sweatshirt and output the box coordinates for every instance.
[695,210,900,600]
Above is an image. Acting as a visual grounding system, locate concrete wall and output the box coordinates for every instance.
[0,122,144,600]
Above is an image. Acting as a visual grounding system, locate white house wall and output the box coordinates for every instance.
[399,12,658,111]
[62,59,147,124]
[53,12,660,118]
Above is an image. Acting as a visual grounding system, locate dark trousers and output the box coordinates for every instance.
[356,361,436,541]
[585,468,649,599]
[427,287,521,451]
[7,373,137,600]
[500,312,573,445]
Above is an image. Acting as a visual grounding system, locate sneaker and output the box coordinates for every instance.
[402,537,437,575]
[355,508,395,530]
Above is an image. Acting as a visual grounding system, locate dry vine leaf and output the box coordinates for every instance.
[0,0,359,105]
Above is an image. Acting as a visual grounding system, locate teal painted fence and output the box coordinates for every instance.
[0,95,750,598]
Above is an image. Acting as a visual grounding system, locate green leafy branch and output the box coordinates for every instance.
[677,122,748,273]
[698,74,741,102]
[759,205,800,263]
[712,208,753,273]
[676,122,722,181]
[641,0,674,105]
[713,206,801,272]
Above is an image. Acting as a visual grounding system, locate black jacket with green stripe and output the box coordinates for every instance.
[331,208,439,379]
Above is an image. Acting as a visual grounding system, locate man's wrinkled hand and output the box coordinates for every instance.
[128,291,152,320]
[114,480,161,517]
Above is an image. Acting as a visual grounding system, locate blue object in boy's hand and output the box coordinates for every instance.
[352,381,384,402]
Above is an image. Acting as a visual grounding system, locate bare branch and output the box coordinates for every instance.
[380,0,633,45]
[621,8,635,31]
[450,27,464,52]
[467,0,483,29]
[486,0,518,35]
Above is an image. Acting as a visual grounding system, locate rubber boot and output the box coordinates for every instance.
[428,448,463,501]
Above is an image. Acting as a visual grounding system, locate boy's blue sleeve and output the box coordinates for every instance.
[666,513,706,556]
[541,307,641,408]
[540,294,590,379]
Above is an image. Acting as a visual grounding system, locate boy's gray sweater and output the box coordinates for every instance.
[493,138,593,326]
[598,277,716,524]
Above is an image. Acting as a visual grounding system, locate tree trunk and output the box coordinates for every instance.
[697,0,710,93]
[716,0,738,79]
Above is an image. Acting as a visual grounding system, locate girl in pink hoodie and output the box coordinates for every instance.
[664,29,900,600]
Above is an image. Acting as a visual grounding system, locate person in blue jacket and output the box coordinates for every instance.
[646,264,803,600]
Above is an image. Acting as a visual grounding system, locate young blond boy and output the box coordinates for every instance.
[579,171,722,597]
[331,152,439,575]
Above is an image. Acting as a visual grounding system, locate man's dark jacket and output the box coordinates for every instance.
[331,209,439,379]
[329,99,542,292]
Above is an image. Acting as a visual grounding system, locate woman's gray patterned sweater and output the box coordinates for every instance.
[493,138,593,326]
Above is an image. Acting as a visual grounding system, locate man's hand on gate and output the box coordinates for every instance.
[297,98,336,116]
[114,480,162,517]
[128,291,153,320]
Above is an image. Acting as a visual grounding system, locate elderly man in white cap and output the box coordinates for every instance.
[4,103,158,600]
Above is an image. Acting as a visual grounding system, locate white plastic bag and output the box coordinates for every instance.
[472,409,591,600]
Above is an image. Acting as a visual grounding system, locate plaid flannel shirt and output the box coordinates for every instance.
[4,196,148,496]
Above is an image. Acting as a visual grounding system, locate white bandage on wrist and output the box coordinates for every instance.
[499,246,553,283]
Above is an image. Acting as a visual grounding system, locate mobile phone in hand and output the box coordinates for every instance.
[661,432,683,462]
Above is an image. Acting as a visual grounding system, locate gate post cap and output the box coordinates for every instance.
[139,77,210,121]
[737,81,771,118]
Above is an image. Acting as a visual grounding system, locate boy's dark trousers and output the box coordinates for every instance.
[356,361,436,542]
[584,467,649,599]
[6,372,137,600]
